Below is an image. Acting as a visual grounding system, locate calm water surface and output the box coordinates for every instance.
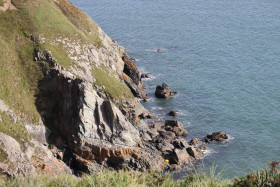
[70,0,280,178]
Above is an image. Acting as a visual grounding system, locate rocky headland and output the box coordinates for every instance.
[0,0,228,178]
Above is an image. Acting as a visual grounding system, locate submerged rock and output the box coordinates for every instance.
[205,131,229,143]
[155,83,177,98]
[168,110,179,117]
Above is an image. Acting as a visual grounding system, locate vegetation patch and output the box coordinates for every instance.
[0,0,5,6]
[0,112,32,149]
[0,143,8,163]
[92,66,134,100]
[1,163,280,186]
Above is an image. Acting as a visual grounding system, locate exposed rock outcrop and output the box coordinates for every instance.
[155,83,177,98]
[205,131,229,143]
[190,138,205,146]
[169,110,179,117]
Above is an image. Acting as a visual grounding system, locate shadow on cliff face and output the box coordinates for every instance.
[34,64,83,168]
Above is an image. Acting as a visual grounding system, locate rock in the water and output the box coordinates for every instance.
[155,83,177,98]
[157,49,163,52]
[190,138,205,146]
[141,73,150,79]
[205,131,229,143]
[169,110,179,117]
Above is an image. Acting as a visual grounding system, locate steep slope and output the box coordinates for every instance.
[0,0,206,177]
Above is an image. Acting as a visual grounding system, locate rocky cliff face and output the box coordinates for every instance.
[0,0,207,177]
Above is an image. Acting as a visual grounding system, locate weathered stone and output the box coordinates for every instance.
[165,120,183,128]
[190,138,205,146]
[187,147,204,160]
[156,142,174,152]
[164,120,187,137]
[173,138,189,149]
[122,53,141,86]
[0,132,36,177]
[205,131,229,143]
[155,83,177,98]
[173,148,192,164]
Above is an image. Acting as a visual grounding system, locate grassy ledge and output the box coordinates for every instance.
[92,65,134,100]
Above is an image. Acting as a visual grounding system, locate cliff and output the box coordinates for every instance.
[0,0,206,177]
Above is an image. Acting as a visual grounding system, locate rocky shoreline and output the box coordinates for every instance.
[0,0,229,177]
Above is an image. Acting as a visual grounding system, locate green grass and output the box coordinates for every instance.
[0,112,32,149]
[0,0,104,122]
[92,66,134,100]
[0,0,5,6]
[1,163,280,186]
[0,143,8,163]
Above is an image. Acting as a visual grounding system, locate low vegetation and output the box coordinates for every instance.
[0,0,5,6]
[0,112,32,149]
[0,162,279,186]
[92,66,134,100]
[0,0,104,123]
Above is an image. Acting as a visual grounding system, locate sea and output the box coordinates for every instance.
[69,0,280,179]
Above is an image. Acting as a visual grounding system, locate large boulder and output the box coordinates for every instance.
[155,83,177,98]
[205,131,229,143]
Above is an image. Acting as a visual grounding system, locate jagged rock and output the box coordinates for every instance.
[122,53,141,86]
[173,138,189,149]
[154,131,176,144]
[190,138,205,146]
[205,131,229,143]
[156,142,174,152]
[0,132,36,177]
[122,73,148,99]
[164,120,187,137]
[169,110,179,117]
[141,73,150,79]
[155,83,177,98]
[167,148,192,165]
[187,147,204,160]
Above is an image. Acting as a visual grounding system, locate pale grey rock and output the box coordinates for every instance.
[0,132,36,177]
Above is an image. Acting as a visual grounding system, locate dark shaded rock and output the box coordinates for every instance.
[205,131,229,143]
[141,73,150,79]
[173,138,189,149]
[122,53,141,86]
[157,49,163,52]
[154,131,176,144]
[169,110,179,117]
[139,112,155,120]
[155,83,177,99]
[122,72,148,99]
[190,138,205,146]
[165,120,183,128]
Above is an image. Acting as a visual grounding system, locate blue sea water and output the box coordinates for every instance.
[69,0,280,178]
